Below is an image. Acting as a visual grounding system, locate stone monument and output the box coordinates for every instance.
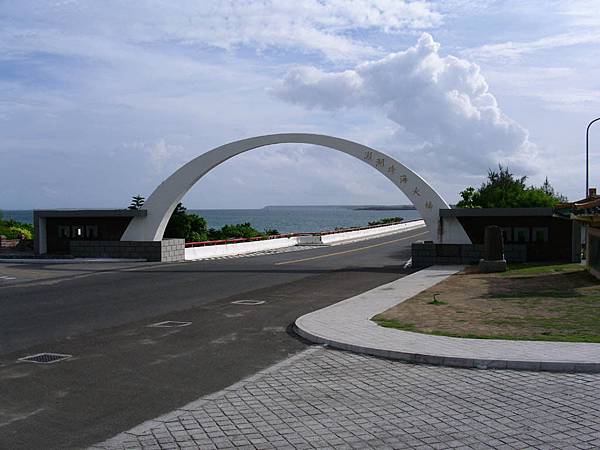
[478,225,507,272]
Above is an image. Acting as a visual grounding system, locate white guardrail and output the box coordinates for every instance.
[184,220,425,261]
[319,220,424,245]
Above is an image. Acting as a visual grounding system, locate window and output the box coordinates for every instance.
[72,226,84,239]
[85,225,98,239]
[501,227,512,243]
[513,227,530,243]
[532,227,549,243]
[58,225,70,239]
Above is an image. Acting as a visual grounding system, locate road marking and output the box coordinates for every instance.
[0,275,16,280]
[274,231,429,265]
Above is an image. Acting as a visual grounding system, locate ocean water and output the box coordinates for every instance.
[1,206,421,234]
[2,210,34,224]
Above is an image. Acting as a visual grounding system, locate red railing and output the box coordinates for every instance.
[184,219,422,248]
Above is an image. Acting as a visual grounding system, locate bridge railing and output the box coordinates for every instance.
[184,219,421,248]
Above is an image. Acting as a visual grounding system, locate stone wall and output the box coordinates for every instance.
[0,237,20,248]
[70,239,185,262]
[160,239,185,262]
[412,242,527,267]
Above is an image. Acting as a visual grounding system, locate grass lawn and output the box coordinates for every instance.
[373,263,600,343]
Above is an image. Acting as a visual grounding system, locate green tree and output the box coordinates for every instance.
[0,215,34,240]
[174,203,186,214]
[368,217,403,226]
[128,194,145,210]
[163,203,208,242]
[540,177,568,202]
[208,222,263,240]
[206,223,275,240]
[157,201,275,242]
[456,187,481,208]
[456,165,565,208]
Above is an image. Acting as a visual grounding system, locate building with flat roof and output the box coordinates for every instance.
[412,207,581,267]
[33,209,146,254]
[33,209,183,262]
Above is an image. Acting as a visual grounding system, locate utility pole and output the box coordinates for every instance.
[586,117,600,197]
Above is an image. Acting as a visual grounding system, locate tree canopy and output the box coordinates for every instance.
[0,213,34,240]
[128,195,145,210]
[456,166,566,208]
[161,202,279,242]
[163,203,209,242]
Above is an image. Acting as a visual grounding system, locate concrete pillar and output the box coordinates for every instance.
[34,216,47,255]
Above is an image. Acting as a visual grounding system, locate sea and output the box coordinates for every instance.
[1,206,421,234]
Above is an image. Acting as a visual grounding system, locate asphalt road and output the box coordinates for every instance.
[0,228,428,449]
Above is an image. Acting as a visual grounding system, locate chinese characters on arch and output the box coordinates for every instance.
[362,150,433,209]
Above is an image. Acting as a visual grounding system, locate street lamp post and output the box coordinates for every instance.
[587,117,600,198]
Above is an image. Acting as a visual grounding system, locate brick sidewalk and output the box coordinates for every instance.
[92,347,600,449]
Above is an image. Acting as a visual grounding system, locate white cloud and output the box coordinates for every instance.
[120,139,188,175]
[459,1,600,62]
[274,33,534,176]
[467,31,600,62]
[555,0,600,27]
[483,66,600,112]
[3,0,599,207]
[0,0,441,62]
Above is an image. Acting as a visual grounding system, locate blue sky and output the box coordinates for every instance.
[1,0,599,209]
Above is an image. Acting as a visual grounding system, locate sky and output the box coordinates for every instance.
[1,0,599,209]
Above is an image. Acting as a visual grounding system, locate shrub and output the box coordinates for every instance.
[368,217,403,226]
[161,202,275,242]
[208,223,263,240]
[163,203,208,242]
[0,215,34,240]
[456,166,566,208]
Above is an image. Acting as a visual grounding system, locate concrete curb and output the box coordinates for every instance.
[295,266,600,373]
[0,258,147,264]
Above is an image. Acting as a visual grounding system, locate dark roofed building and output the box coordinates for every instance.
[440,207,581,263]
[34,209,147,255]
[412,207,582,267]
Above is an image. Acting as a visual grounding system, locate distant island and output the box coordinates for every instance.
[353,205,416,211]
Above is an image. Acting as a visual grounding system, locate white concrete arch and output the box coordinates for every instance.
[121,133,470,243]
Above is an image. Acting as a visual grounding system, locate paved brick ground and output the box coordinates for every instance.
[92,347,600,449]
